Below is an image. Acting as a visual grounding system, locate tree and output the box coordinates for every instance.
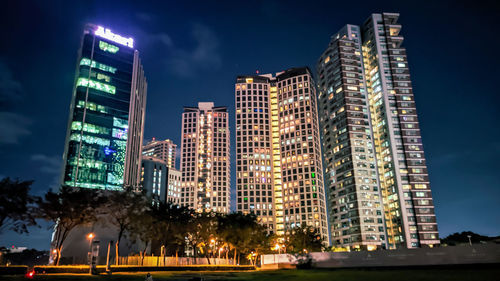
[149,202,192,264]
[186,212,218,264]
[285,225,322,254]
[101,187,149,265]
[441,231,499,246]
[0,177,36,234]
[218,212,270,265]
[35,186,106,265]
[127,203,156,266]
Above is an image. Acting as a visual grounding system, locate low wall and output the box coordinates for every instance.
[33,265,255,274]
[262,244,500,269]
[0,265,28,275]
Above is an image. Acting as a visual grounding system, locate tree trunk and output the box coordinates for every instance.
[175,250,179,266]
[237,251,240,265]
[233,248,237,265]
[55,247,62,266]
[206,249,211,265]
[162,245,165,266]
[115,241,119,265]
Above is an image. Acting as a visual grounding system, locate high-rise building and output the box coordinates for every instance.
[317,25,387,250]
[142,138,177,169]
[317,13,439,249]
[235,68,329,243]
[180,102,230,213]
[361,13,439,248]
[60,24,147,190]
[235,74,276,233]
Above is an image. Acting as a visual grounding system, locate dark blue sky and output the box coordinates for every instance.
[0,0,498,249]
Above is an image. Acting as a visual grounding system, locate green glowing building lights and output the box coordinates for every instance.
[80,58,117,74]
[99,40,119,53]
[76,77,116,94]
[62,24,146,192]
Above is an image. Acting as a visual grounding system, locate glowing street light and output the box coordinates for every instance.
[87,233,95,274]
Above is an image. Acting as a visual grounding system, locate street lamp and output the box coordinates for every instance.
[209,238,216,262]
[218,247,224,260]
[87,233,95,274]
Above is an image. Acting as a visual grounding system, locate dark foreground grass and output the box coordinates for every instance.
[1,268,499,281]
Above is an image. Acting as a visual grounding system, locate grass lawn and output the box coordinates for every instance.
[2,268,500,281]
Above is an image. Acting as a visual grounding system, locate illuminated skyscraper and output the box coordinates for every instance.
[235,75,276,233]
[235,68,329,243]
[317,25,387,250]
[361,13,439,248]
[60,24,147,190]
[142,138,177,169]
[180,102,230,213]
[317,13,439,249]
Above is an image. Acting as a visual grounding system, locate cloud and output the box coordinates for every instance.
[139,23,221,77]
[0,60,23,107]
[136,12,154,22]
[31,154,62,174]
[166,23,222,77]
[31,154,63,190]
[0,60,31,145]
[0,112,32,144]
[152,32,174,47]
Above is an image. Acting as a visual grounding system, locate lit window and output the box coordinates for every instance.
[99,41,119,53]
[76,78,116,94]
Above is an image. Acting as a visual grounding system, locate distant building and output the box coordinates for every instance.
[235,68,329,244]
[60,24,147,190]
[141,156,182,205]
[142,138,177,169]
[141,156,168,204]
[167,168,182,205]
[180,102,230,213]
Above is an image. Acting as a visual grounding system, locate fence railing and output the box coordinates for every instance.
[117,256,238,266]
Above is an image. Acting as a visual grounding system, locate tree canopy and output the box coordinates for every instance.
[0,177,36,234]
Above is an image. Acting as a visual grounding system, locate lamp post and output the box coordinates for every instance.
[210,238,216,264]
[87,233,95,275]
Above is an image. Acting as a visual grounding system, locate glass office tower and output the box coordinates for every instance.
[61,24,147,190]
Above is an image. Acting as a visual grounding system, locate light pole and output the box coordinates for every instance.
[467,235,472,246]
[87,233,95,274]
[210,238,216,264]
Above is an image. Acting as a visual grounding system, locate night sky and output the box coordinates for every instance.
[0,0,498,250]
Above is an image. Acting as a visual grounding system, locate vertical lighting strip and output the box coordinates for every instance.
[270,85,284,235]
[206,111,213,212]
[363,44,398,249]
